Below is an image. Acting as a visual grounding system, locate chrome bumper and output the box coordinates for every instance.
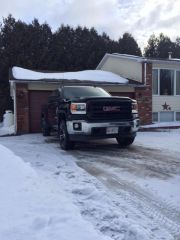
[66,119,139,135]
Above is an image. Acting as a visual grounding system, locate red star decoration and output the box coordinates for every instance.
[162,102,170,110]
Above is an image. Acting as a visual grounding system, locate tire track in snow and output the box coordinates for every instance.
[77,162,180,239]
[105,174,180,238]
[74,144,180,239]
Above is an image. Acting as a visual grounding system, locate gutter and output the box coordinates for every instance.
[9,79,129,87]
[9,78,146,88]
[144,61,147,85]
[147,59,180,65]
[14,84,17,134]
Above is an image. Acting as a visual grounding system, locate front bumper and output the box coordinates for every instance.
[67,119,139,141]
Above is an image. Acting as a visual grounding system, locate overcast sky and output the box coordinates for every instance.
[0,0,180,49]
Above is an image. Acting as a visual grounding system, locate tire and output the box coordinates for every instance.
[58,120,74,150]
[41,105,50,136]
[41,119,50,136]
[42,126,50,136]
[116,136,135,147]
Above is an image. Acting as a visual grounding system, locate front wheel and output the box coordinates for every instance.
[58,120,74,150]
[41,118,50,136]
[116,136,135,148]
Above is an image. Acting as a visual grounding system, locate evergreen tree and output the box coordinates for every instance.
[144,34,158,57]
[118,33,142,56]
[156,33,173,58]
[50,25,75,71]
[173,37,180,58]
[25,19,52,69]
[144,33,175,58]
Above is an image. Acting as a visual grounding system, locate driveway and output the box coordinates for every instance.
[73,138,180,239]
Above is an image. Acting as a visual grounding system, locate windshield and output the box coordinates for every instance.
[63,86,111,99]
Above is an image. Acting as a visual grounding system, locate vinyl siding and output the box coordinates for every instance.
[153,96,180,112]
[100,56,142,82]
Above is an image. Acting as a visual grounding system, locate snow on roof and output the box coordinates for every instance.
[11,67,128,84]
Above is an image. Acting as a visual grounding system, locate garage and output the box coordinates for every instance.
[9,66,141,134]
[29,91,52,133]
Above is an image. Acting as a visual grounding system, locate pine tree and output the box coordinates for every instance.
[156,33,173,58]
[144,34,158,57]
[144,33,175,58]
[50,25,75,71]
[118,33,142,56]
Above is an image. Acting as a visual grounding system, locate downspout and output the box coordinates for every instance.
[12,82,17,134]
[144,61,147,85]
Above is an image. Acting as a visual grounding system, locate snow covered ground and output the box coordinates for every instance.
[0,141,110,240]
[140,121,180,128]
[0,124,15,136]
[0,130,180,240]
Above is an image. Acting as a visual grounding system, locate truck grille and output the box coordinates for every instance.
[87,98,132,121]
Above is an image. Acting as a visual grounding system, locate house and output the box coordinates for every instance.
[9,67,141,134]
[97,53,180,124]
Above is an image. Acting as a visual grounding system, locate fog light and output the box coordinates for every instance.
[73,122,82,131]
[136,120,140,127]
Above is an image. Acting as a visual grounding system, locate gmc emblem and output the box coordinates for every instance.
[103,106,121,112]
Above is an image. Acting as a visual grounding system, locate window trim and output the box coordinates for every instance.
[159,69,174,96]
[152,69,159,95]
[152,111,180,122]
[175,70,180,96]
[176,111,180,121]
[152,68,180,97]
[152,112,159,122]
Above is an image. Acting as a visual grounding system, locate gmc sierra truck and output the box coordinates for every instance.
[41,86,139,150]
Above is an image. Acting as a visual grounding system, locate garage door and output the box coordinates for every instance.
[29,90,52,133]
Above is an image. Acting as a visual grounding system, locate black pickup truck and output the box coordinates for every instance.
[41,86,139,150]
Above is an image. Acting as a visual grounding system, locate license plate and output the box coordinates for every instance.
[106,127,118,134]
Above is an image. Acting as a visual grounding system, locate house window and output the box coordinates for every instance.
[152,69,158,95]
[152,112,158,122]
[176,71,180,95]
[160,111,174,122]
[160,69,174,95]
[176,112,180,121]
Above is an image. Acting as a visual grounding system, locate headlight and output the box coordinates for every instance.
[132,101,138,114]
[70,103,86,114]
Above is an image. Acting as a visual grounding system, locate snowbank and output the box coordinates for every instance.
[136,131,180,153]
[0,110,15,136]
[0,124,15,136]
[0,144,111,240]
[12,66,128,84]
[141,121,180,129]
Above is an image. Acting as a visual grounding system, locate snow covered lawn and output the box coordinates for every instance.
[0,130,180,240]
[0,144,111,240]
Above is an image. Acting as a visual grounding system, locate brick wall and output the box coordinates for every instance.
[135,62,152,125]
[16,83,29,133]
